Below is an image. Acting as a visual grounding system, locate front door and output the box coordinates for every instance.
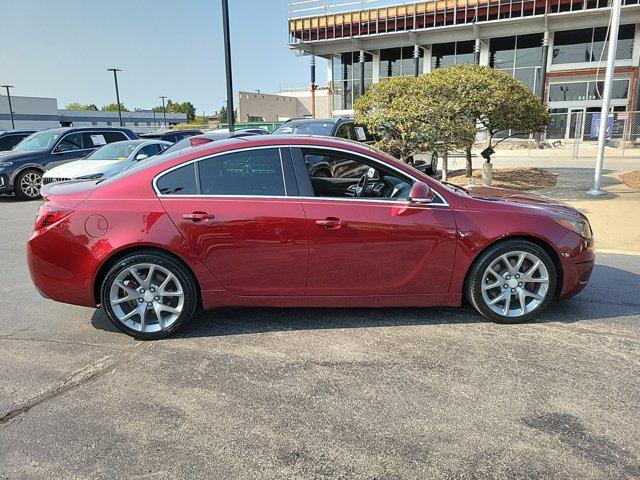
[158,147,308,296]
[294,147,458,296]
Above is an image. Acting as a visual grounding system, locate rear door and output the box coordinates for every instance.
[293,147,458,296]
[157,147,308,296]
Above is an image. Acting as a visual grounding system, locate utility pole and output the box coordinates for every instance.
[159,96,167,127]
[221,0,235,132]
[588,0,622,196]
[107,68,123,127]
[1,85,15,129]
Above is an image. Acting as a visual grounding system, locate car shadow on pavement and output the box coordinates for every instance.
[90,263,640,338]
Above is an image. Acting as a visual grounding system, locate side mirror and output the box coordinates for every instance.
[408,181,435,204]
[135,153,148,161]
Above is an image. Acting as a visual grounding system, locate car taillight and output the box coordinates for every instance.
[34,205,74,231]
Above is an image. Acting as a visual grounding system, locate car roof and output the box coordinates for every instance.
[0,129,37,135]
[280,117,352,125]
[33,126,133,135]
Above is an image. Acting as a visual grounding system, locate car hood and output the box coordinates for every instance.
[44,160,126,179]
[463,185,583,218]
[0,150,43,163]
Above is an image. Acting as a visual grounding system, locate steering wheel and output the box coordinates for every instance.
[354,173,368,198]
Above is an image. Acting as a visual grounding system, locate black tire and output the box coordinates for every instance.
[101,252,198,340]
[14,169,43,201]
[465,239,557,324]
[423,153,438,175]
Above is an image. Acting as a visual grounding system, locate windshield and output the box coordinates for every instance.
[13,131,60,152]
[87,142,137,160]
[273,122,334,136]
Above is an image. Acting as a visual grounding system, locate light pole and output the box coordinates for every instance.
[159,96,167,127]
[588,0,622,196]
[221,0,235,132]
[1,85,15,129]
[106,68,123,127]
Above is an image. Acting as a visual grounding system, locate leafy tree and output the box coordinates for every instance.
[101,103,129,112]
[355,76,475,180]
[425,65,549,177]
[66,103,98,111]
[169,101,196,122]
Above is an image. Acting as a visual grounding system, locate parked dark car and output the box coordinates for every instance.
[273,118,438,175]
[0,130,37,152]
[139,130,202,144]
[0,127,137,200]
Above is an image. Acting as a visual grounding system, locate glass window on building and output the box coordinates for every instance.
[548,82,589,102]
[380,46,423,78]
[490,34,543,93]
[431,40,475,69]
[587,79,629,100]
[332,51,373,111]
[552,25,634,64]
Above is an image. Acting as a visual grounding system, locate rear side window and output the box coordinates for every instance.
[102,131,128,143]
[156,164,197,195]
[198,148,285,196]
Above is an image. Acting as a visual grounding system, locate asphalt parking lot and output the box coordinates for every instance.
[1,195,639,479]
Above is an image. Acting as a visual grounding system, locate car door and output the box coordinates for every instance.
[47,132,92,168]
[157,146,308,296]
[292,147,458,296]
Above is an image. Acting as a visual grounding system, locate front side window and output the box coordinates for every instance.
[56,133,85,152]
[198,148,285,196]
[303,149,414,201]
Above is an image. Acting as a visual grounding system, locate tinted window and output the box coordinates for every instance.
[156,164,197,195]
[272,122,335,136]
[138,144,161,157]
[198,149,285,196]
[102,131,129,143]
[335,123,351,139]
[56,133,85,152]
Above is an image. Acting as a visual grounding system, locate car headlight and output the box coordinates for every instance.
[76,173,104,180]
[0,162,14,167]
[554,217,592,239]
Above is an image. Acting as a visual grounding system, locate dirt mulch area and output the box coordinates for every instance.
[448,167,558,191]
[619,170,640,190]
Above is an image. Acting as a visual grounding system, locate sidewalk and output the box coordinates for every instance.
[445,153,640,253]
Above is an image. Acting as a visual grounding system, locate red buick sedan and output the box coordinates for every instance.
[27,135,594,339]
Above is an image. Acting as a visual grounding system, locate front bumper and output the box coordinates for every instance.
[0,173,12,193]
[559,234,595,299]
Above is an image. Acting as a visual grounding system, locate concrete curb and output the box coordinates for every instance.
[597,248,640,256]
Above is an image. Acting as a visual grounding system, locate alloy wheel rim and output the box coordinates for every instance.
[481,251,550,317]
[109,263,184,333]
[21,172,42,198]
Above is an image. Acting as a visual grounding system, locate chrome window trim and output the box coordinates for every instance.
[152,144,449,207]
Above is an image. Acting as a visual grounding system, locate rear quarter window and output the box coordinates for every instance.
[156,164,197,195]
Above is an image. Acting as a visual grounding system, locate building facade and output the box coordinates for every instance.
[237,88,331,122]
[1,94,186,132]
[288,0,640,139]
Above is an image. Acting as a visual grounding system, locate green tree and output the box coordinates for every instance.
[355,76,475,180]
[169,101,196,122]
[101,103,129,112]
[66,103,98,111]
[425,65,549,178]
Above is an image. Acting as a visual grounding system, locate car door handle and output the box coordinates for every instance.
[315,217,346,229]
[182,212,215,222]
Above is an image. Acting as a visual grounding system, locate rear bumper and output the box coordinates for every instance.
[559,235,595,299]
[27,220,99,308]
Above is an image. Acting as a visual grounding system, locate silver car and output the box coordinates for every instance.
[42,139,171,184]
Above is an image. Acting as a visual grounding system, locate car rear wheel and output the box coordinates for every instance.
[466,240,557,323]
[14,169,43,200]
[101,252,198,339]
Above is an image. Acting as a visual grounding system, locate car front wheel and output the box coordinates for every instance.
[14,169,43,200]
[466,240,557,323]
[101,252,198,339]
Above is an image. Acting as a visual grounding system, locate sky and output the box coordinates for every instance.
[0,0,327,114]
